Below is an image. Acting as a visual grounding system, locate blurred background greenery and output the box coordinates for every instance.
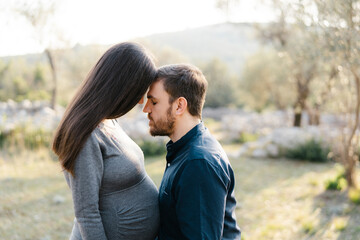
[1,0,360,239]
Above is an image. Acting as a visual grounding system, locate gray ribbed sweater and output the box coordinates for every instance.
[64,120,159,240]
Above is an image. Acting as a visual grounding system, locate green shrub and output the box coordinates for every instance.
[234,132,259,144]
[348,188,360,204]
[285,139,330,162]
[0,129,6,148]
[138,139,166,157]
[325,178,347,191]
[325,168,347,191]
[333,218,347,232]
[0,125,52,150]
[302,221,316,235]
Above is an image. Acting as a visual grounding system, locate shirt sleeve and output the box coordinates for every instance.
[65,131,108,240]
[173,159,228,240]
[223,167,242,240]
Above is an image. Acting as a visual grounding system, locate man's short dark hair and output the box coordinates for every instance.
[156,64,208,118]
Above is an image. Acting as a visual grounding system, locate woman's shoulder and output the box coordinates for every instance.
[96,119,129,143]
[81,125,107,150]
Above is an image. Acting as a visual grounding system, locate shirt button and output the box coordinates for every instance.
[167,163,170,167]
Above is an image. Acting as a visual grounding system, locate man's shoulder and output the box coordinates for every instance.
[181,137,232,188]
[187,130,228,167]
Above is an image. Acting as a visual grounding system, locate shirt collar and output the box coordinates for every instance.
[166,122,205,163]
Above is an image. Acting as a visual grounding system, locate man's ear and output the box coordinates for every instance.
[175,97,188,116]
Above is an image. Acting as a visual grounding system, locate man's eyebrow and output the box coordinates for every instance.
[147,95,155,99]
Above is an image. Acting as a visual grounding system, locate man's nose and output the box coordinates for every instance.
[143,100,150,113]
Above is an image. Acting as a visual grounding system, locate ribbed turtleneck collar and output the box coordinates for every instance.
[166,122,205,163]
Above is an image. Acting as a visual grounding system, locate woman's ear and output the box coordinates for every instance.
[175,97,188,116]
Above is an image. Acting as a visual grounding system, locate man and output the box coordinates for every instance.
[143,64,241,240]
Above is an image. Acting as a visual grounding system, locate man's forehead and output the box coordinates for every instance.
[147,80,165,97]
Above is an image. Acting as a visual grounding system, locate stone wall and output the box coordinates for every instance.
[0,101,351,159]
[0,99,64,132]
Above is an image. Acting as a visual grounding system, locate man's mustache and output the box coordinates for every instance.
[147,114,153,121]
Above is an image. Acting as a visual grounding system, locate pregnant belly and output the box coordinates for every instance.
[99,175,159,240]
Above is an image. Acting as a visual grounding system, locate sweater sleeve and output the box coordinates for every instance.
[174,159,228,240]
[65,131,108,240]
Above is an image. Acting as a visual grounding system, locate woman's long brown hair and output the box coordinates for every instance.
[52,42,156,176]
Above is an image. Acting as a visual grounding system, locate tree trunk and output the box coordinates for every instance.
[343,68,360,188]
[294,112,302,127]
[345,154,357,188]
[293,100,306,127]
[293,72,311,127]
[338,1,359,189]
[307,104,320,126]
[45,49,57,110]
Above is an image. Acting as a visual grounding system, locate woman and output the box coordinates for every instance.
[52,42,159,240]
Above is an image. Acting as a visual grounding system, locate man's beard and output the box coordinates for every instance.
[149,106,175,137]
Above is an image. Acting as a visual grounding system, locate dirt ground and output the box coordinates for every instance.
[0,149,359,240]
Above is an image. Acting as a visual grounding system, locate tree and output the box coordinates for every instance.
[218,0,324,126]
[201,58,238,108]
[257,1,322,127]
[13,0,66,110]
[33,63,46,87]
[0,59,10,91]
[0,60,10,100]
[240,49,295,111]
[314,0,360,188]
[218,0,359,187]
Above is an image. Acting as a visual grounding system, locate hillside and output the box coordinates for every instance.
[137,22,261,74]
[1,23,261,75]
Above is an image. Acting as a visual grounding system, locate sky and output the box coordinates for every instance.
[0,0,275,57]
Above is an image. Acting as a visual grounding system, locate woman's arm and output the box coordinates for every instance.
[66,131,108,240]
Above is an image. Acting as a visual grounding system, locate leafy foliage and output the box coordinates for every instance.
[240,49,294,111]
[201,58,239,108]
[0,58,52,102]
[233,132,259,144]
[325,168,347,191]
[348,188,360,205]
[302,221,316,235]
[0,125,52,149]
[285,139,330,162]
[138,139,166,157]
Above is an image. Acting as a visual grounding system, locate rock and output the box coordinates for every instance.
[6,99,17,112]
[53,195,65,205]
[227,149,242,159]
[237,144,250,157]
[270,127,313,149]
[40,235,51,240]
[39,107,56,117]
[20,99,32,109]
[266,143,279,157]
[17,109,27,118]
[0,102,7,112]
[252,148,267,158]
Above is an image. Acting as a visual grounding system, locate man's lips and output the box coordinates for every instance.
[147,115,153,125]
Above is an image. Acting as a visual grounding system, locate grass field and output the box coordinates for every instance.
[1,148,359,240]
